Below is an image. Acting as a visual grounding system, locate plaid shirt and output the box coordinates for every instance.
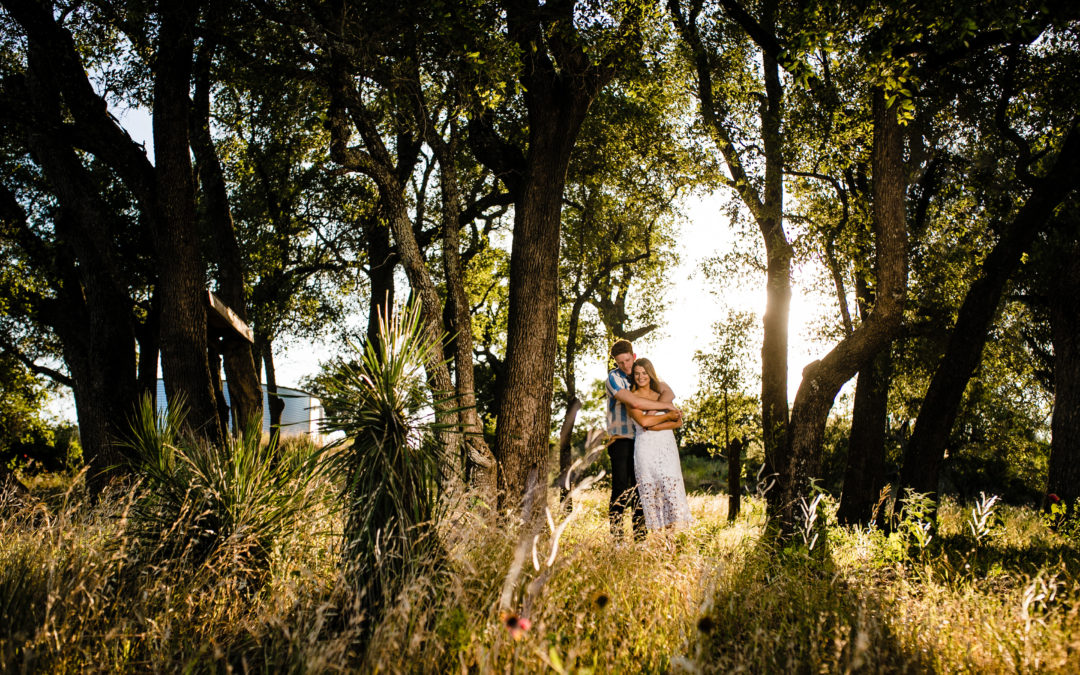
[605,367,634,438]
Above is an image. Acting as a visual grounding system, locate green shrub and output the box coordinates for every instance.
[122,394,322,575]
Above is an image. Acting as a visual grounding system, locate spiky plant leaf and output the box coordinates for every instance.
[122,393,323,575]
[319,300,450,629]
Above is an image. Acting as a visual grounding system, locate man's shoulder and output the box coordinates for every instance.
[606,368,630,393]
[607,367,629,383]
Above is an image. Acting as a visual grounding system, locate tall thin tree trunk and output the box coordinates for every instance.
[757,16,793,521]
[262,339,282,435]
[1046,231,1080,509]
[783,89,908,532]
[190,36,262,433]
[668,0,792,520]
[433,130,496,486]
[152,0,222,444]
[559,292,590,487]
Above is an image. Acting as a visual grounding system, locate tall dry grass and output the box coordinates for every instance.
[2,472,1079,673]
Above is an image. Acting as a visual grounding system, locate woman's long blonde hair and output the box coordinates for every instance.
[632,358,664,395]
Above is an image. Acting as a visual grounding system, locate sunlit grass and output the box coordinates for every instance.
[2,473,1078,673]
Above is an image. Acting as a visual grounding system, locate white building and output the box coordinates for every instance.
[154,380,329,443]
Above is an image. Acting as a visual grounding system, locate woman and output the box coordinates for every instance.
[627,358,693,531]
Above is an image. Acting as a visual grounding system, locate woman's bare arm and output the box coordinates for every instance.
[629,407,680,429]
[646,418,683,431]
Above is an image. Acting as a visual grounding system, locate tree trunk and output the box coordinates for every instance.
[190,37,262,433]
[433,130,496,486]
[837,347,892,525]
[668,0,792,519]
[136,289,160,408]
[557,399,582,503]
[757,24,793,522]
[899,121,1080,505]
[23,43,139,494]
[782,89,908,532]
[262,338,282,435]
[560,291,591,487]
[1048,233,1080,509]
[728,437,743,521]
[152,0,222,444]
[493,101,592,518]
[364,206,397,349]
[37,235,135,497]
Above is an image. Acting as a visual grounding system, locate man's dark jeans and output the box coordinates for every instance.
[609,437,645,540]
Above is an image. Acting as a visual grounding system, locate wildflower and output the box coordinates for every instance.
[1049,493,1061,503]
[590,590,610,611]
[501,612,532,640]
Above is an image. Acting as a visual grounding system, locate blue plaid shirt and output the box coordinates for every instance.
[605,367,634,438]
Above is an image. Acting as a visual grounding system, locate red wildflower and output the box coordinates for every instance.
[501,612,532,640]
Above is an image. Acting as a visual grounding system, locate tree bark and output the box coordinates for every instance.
[152,0,222,444]
[557,398,582,502]
[899,120,1080,505]
[836,347,892,525]
[758,33,793,521]
[782,89,908,532]
[431,128,496,486]
[1047,231,1080,508]
[190,37,263,434]
[261,338,282,435]
[490,86,598,514]
[364,205,397,349]
[21,42,139,494]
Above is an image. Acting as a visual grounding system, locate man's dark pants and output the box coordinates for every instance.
[609,437,646,539]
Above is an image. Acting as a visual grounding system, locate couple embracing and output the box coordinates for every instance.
[605,339,693,539]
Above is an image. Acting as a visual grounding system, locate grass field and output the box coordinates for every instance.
[2,468,1078,673]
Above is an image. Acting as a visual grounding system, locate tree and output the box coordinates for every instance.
[668,0,794,521]
[458,0,650,512]
[898,41,1080,508]
[2,0,224,447]
[693,310,758,519]
[0,28,147,490]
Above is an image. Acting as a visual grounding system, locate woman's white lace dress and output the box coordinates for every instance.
[634,413,693,530]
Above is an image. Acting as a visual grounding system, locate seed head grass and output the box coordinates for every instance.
[2,478,1079,673]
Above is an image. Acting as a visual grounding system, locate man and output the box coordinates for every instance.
[606,339,680,539]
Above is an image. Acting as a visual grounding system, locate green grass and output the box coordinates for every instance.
[2,473,1078,673]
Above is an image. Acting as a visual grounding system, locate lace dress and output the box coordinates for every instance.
[634,413,693,530]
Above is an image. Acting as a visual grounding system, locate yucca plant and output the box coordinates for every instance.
[122,394,322,574]
[319,300,450,633]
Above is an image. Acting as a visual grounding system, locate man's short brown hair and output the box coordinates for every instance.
[610,339,633,359]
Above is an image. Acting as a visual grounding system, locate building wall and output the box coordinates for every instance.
[154,380,326,441]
